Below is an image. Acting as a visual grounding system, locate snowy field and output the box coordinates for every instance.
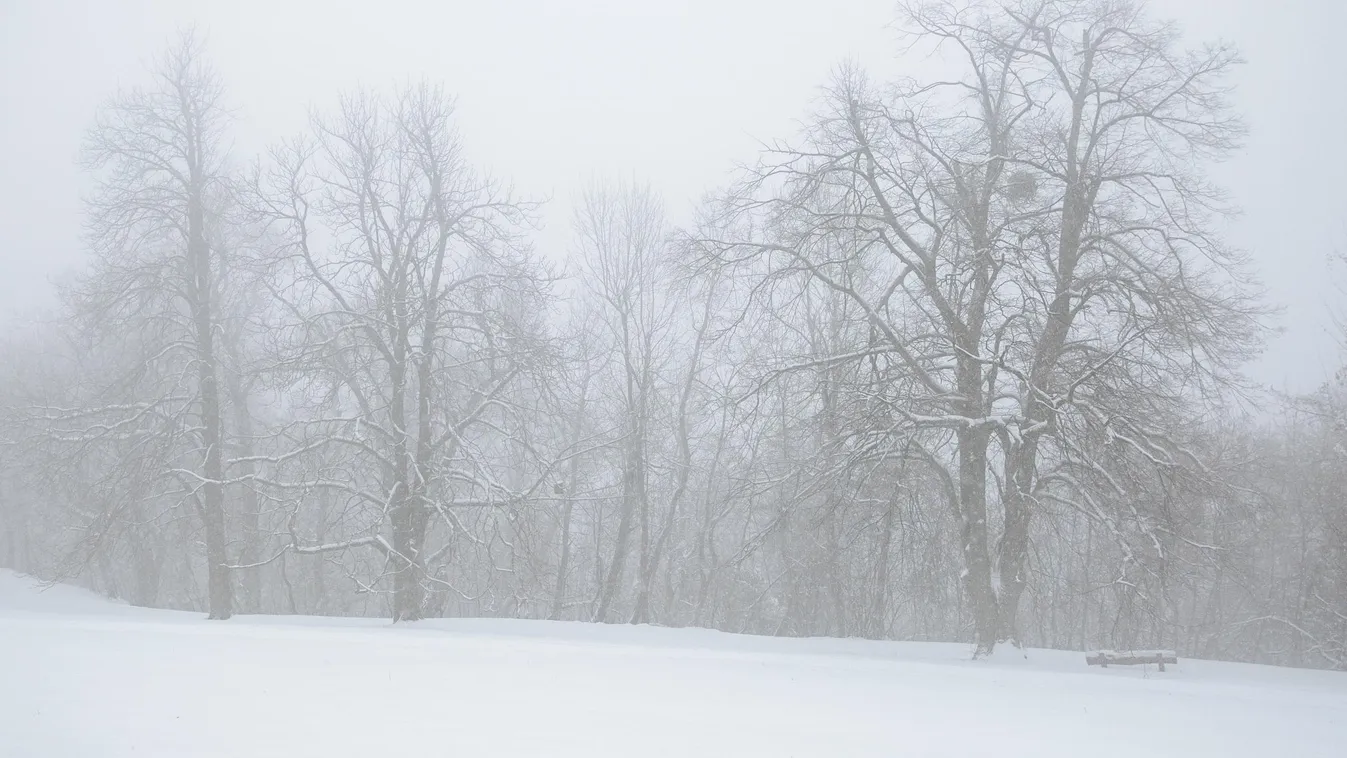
[2,571,1345,757]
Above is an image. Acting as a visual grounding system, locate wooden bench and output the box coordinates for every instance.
[1086,650,1178,672]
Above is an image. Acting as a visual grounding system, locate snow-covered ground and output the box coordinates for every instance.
[2,570,1345,757]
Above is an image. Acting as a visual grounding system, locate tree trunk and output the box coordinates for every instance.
[873,495,896,638]
[632,439,651,623]
[595,432,640,622]
[549,395,587,619]
[996,442,1037,645]
[958,425,996,656]
[551,493,575,621]
[187,162,232,621]
[390,494,427,622]
[387,331,423,621]
[227,378,262,612]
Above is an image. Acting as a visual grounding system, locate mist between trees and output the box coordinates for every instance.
[1,0,1343,668]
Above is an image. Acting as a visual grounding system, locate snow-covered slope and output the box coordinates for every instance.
[2,570,1344,757]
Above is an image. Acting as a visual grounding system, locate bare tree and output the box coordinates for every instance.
[252,84,552,621]
[25,34,239,618]
[691,0,1262,654]
[546,305,609,620]
[10,5,1342,674]
[573,181,675,622]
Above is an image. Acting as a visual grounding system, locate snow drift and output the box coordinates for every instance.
[2,570,1344,757]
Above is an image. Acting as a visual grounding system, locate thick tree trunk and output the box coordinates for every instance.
[201,487,231,619]
[632,438,651,623]
[389,422,428,623]
[187,166,232,621]
[228,379,262,612]
[996,444,1037,645]
[873,496,896,638]
[958,425,996,656]
[595,434,640,622]
[390,495,427,622]
[197,377,231,621]
[386,333,423,621]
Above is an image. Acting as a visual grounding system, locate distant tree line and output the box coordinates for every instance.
[1,1,1343,669]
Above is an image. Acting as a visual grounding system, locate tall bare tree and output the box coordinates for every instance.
[27,34,239,618]
[253,84,552,621]
[692,0,1262,654]
[573,181,675,622]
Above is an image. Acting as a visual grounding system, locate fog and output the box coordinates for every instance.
[2,7,1347,750]
[3,0,1345,389]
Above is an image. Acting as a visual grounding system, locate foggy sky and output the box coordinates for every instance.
[1,0,1342,392]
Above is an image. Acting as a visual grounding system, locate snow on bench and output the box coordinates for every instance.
[1086,650,1178,672]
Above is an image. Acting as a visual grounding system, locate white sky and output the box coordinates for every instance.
[1,0,1343,392]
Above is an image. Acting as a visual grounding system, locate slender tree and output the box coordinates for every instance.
[29,33,239,618]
